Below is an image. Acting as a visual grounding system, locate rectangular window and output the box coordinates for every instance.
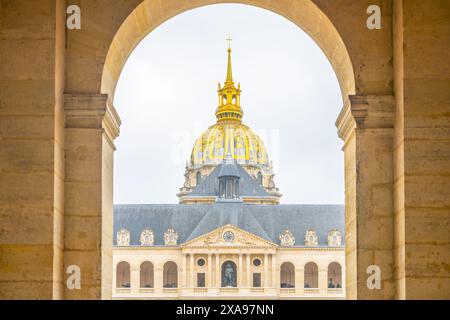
[197,273,206,288]
[253,273,261,288]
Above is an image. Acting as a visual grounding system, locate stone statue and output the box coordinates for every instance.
[223,262,235,287]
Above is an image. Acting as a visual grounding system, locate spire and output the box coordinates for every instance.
[225,36,233,85]
[216,37,243,123]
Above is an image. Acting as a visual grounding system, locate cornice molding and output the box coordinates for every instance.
[112,246,345,252]
[64,93,121,147]
[336,95,395,141]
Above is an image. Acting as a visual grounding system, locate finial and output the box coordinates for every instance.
[226,35,232,50]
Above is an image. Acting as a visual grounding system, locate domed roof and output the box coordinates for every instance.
[179,43,281,203]
[190,121,271,168]
[190,43,272,170]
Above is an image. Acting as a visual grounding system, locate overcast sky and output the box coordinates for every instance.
[114,4,344,205]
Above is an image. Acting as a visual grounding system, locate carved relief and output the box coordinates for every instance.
[140,229,154,246]
[116,229,130,246]
[164,228,178,246]
[328,229,342,247]
[279,230,295,246]
[203,233,220,245]
[304,229,318,246]
[236,234,256,245]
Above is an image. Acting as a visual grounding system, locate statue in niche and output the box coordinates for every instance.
[221,261,237,287]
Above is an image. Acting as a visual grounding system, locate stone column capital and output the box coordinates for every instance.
[64,93,121,147]
[336,94,395,141]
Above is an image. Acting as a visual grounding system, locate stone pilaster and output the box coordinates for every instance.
[246,254,251,287]
[319,268,328,294]
[130,265,139,295]
[238,254,243,287]
[207,254,212,287]
[264,254,269,287]
[215,254,221,287]
[190,253,195,287]
[63,93,120,300]
[271,254,277,289]
[154,266,163,296]
[295,268,304,296]
[182,253,187,288]
[336,95,395,299]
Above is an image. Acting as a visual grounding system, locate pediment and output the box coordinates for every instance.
[182,224,276,248]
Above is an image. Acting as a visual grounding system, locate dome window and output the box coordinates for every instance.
[257,172,263,185]
[218,154,240,200]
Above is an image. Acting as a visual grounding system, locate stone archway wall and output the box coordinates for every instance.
[2,0,449,300]
[66,0,394,301]
[99,0,357,102]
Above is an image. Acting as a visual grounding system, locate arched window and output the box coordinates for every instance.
[257,172,263,185]
[280,262,295,288]
[163,261,178,288]
[116,261,130,288]
[221,261,237,287]
[140,261,154,288]
[196,172,202,185]
[219,180,226,198]
[304,262,318,288]
[327,262,342,288]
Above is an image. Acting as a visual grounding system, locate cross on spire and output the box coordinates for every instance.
[226,35,232,50]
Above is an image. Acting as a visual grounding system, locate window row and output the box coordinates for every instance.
[115,261,342,289]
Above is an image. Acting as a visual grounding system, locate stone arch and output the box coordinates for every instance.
[97,0,358,299]
[101,1,355,103]
[163,261,178,288]
[328,262,342,288]
[304,262,318,289]
[116,261,131,288]
[140,261,154,288]
[280,262,295,288]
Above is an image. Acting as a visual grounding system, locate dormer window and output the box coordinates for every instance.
[218,153,240,200]
[257,172,263,185]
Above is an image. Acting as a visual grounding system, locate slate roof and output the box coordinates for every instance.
[218,159,240,178]
[114,203,345,247]
[189,163,269,198]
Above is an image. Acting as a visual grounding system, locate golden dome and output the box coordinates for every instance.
[191,121,271,167]
[190,41,271,169]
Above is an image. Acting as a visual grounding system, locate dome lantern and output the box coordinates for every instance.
[216,37,243,122]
